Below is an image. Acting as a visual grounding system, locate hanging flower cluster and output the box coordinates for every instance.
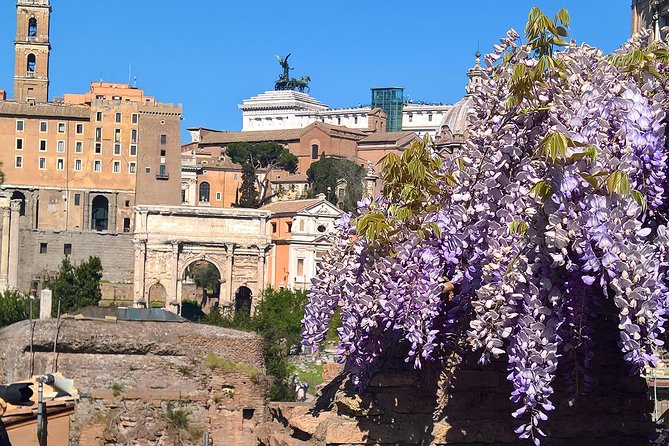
[303,8,669,444]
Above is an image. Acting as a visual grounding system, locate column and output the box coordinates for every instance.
[133,239,147,307]
[257,247,266,296]
[225,244,235,307]
[110,193,118,232]
[7,201,20,289]
[0,204,10,286]
[169,242,180,311]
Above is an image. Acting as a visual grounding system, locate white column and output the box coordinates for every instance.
[133,239,147,307]
[7,201,20,289]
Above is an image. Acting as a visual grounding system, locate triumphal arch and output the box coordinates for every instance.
[133,205,272,313]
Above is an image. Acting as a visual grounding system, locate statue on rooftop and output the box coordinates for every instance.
[274,54,310,93]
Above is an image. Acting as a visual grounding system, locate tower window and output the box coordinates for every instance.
[15,156,23,168]
[115,113,121,123]
[160,134,167,144]
[27,54,36,74]
[16,120,24,132]
[96,112,103,121]
[131,113,138,124]
[39,121,47,132]
[130,144,137,156]
[76,123,84,134]
[131,129,137,143]
[28,18,37,38]
[16,139,23,150]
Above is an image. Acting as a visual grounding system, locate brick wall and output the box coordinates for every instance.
[0,319,267,446]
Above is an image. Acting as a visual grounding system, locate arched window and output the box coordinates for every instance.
[199,182,210,203]
[91,195,109,231]
[311,144,319,159]
[235,286,252,315]
[11,191,26,216]
[27,54,36,74]
[28,18,37,38]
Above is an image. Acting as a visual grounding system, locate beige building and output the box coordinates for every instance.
[632,0,669,39]
[261,196,342,290]
[0,0,182,297]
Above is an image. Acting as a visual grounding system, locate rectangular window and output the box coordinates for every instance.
[74,159,82,171]
[16,138,23,150]
[428,114,433,122]
[114,143,121,155]
[409,114,413,122]
[354,116,358,124]
[114,128,121,143]
[96,111,102,122]
[75,141,83,153]
[63,243,72,256]
[58,122,65,133]
[125,200,130,207]
[287,222,292,233]
[271,222,277,233]
[57,140,65,152]
[311,144,319,159]
[123,218,131,233]
[38,157,46,170]
[39,121,47,132]
[130,144,137,156]
[131,129,137,143]
[113,161,121,173]
[131,113,138,124]
[39,243,47,254]
[160,134,167,144]
[216,192,222,201]
[158,164,167,177]
[129,162,136,174]
[16,120,24,132]
[15,156,22,168]
[94,160,101,172]
[297,258,304,276]
[160,149,166,157]
[76,123,84,134]
[56,158,64,170]
[74,194,81,206]
[95,127,102,142]
[95,143,101,154]
[115,112,121,123]
[39,140,47,151]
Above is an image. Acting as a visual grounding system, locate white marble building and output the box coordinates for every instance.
[238,90,450,138]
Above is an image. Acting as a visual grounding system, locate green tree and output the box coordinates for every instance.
[306,156,365,211]
[226,142,299,207]
[192,263,221,296]
[47,256,103,315]
[0,290,37,328]
[203,287,308,401]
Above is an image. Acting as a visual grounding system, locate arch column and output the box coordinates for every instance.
[133,238,147,307]
[169,242,180,310]
[224,244,235,308]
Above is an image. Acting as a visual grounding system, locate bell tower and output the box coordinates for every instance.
[14,0,51,102]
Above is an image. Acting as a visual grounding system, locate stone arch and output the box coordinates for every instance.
[181,258,222,311]
[235,286,252,315]
[148,282,167,308]
[91,195,109,231]
[11,191,26,216]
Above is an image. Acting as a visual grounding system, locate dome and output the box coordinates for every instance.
[434,95,472,148]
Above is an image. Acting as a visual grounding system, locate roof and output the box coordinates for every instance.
[65,306,189,322]
[201,121,367,145]
[359,131,418,144]
[260,197,333,214]
[0,101,90,119]
[267,171,308,183]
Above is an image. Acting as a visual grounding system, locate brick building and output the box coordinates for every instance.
[0,0,182,295]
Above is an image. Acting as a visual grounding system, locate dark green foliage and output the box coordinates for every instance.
[238,163,260,208]
[191,263,221,295]
[203,288,308,401]
[181,300,205,322]
[306,156,365,211]
[227,141,299,207]
[0,290,38,328]
[47,256,103,315]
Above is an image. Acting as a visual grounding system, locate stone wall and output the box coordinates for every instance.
[0,319,267,446]
[259,310,654,446]
[17,229,134,292]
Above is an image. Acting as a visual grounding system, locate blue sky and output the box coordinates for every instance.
[0,1,631,141]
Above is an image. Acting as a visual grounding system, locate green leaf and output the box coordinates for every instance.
[606,170,631,195]
[631,189,647,211]
[530,180,553,201]
[508,220,529,235]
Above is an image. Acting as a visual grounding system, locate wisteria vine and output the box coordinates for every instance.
[302,9,669,444]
